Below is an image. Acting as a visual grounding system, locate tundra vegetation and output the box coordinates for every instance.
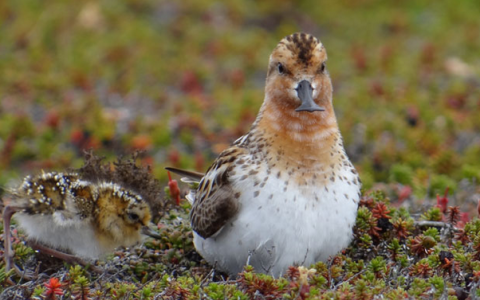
[0,1,479,299]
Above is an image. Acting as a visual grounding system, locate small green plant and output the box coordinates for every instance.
[389,164,414,185]
[421,207,443,221]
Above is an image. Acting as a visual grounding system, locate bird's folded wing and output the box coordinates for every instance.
[189,146,246,238]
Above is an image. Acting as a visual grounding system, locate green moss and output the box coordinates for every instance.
[204,283,248,300]
[368,256,387,276]
[421,207,443,221]
[389,163,414,185]
[428,276,445,298]
[424,227,440,241]
[461,164,480,182]
[429,175,457,197]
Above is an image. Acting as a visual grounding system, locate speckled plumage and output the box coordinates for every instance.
[169,33,361,277]
[3,171,151,270]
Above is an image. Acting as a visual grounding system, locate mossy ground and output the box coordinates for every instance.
[1,0,480,299]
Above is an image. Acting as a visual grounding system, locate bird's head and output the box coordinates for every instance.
[94,182,151,246]
[265,32,332,114]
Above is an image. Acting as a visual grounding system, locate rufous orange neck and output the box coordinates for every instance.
[250,98,340,167]
[258,98,337,140]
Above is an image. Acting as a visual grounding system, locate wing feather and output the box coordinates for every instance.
[165,167,204,181]
[190,145,247,238]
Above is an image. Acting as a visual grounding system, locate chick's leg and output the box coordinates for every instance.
[28,241,102,273]
[2,205,22,271]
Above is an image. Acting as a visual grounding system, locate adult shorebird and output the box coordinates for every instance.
[168,32,361,277]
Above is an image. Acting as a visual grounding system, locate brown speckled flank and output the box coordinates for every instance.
[169,33,361,276]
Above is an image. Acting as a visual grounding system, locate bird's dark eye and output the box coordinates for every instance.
[277,63,285,74]
[127,213,140,222]
[319,62,326,73]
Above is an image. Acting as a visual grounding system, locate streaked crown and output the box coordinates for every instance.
[273,33,326,66]
[283,33,323,63]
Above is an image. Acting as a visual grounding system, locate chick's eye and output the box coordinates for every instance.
[277,63,285,74]
[127,213,139,222]
[319,62,326,73]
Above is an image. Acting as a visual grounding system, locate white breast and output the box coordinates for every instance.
[14,213,104,258]
[193,161,360,277]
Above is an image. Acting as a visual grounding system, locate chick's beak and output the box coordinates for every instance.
[141,226,162,239]
[295,80,325,112]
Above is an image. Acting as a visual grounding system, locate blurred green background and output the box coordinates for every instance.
[1,0,479,203]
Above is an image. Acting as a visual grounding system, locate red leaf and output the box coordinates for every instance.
[435,187,449,213]
[44,278,64,299]
[168,171,181,205]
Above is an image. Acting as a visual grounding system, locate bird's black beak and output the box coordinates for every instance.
[295,80,325,112]
[141,226,162,239]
